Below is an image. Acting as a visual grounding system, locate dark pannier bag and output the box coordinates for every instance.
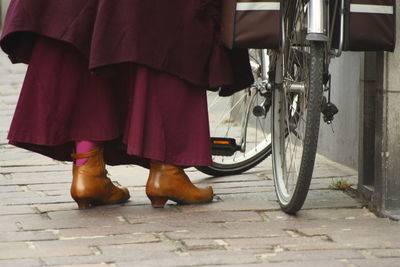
[220,0,281,49]
[344,0,396,51]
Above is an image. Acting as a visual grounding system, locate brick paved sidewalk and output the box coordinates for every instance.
[1,53,399,267]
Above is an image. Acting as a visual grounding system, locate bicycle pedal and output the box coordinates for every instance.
[210,138,241,156]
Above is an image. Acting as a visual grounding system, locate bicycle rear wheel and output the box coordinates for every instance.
[271,1,325,214]
[196,49,272,176]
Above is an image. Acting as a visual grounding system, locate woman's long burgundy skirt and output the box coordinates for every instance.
[8,37,212,168]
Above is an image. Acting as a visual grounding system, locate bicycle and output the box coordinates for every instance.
[197,0,344,214]
[197,49,273,177]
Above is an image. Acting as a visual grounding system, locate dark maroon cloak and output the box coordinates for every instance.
[0,0,253,95]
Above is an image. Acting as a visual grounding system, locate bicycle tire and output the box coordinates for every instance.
[196,49,272,177]
[196,144,271,176]
[272,1,324,214]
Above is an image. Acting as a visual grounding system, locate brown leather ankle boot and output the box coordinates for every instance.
[71,147,130,209]
[146,162,214,207]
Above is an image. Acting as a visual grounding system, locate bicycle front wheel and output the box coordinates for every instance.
[272,1,324,214]
[197,49,272,177]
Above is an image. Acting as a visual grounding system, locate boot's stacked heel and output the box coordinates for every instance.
[146,162,213,208]
[71,147,130,209]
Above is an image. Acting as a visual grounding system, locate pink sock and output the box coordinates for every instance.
[75,141,100,166]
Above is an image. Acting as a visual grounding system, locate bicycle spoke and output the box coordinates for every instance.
[211,92,247,137]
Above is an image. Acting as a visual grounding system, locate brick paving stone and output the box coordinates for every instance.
[226,260,347,267]
[64,220,283,241]
[39,189,70,196]
[0,241,94,259]
[0,148,55,166]
[116,250,261,267]
[265,208,376,222]
[124,210,262,224]
[42,243,178,266]
[18,211,135,231]
[284,218,400,249]
[215,186,275,195]
[0,173,7,180]
[57,224,174,239]
[369,248,400,258]
[47,204,178,222]
[181,238,225,251]
[0,164,71,174]
[309,176,358,190]
[0,230,58,242]
[312,168,357,178]
[0,205,35,215]
[120,195,149,206]
[0,74,25,83]
[0,241,31,250]
[1,194,72,205]
[117,257,198,267]
[0,185,24,193]
[264,249,364,263]
[57,225,146,239]
[0,214,49,231]
[228,235,395,252]
[34,202,78,213]
[57,265,113,267]
[98,241,177,256]
[217,191,276,202]
[200,173,266,183]
[222,236,336,251]
[349,258,400,267]
[302,190,362,209]
[60,233,158,245]
[0,87,20,96]
[294,218,399,238]
[176,250,260,265]
[0,95,18,105]
[42,252,170,266]
[7,169,71,178]
[0,139,7,145]
[29,233,158,250]
[0,191,47,200]
[0,222,19,232]
[42,256,115,266]
[0,174,71,186]
[178,199,281,212]
[107,166,149,187]
[222,237,276,251]
[210,180,273,189]
[167,221,288,240]
[0,122,12,133]
[28,182,70,191]
[0,258,42,267]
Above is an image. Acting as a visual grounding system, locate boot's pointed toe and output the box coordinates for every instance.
[71,147,130,209]
[146,162,214,207]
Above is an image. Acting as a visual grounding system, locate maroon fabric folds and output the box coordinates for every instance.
[1,0,253,95]
[9,37,213,167]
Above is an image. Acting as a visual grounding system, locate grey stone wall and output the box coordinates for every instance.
[317,53,363,169]
[375,1,400,213]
